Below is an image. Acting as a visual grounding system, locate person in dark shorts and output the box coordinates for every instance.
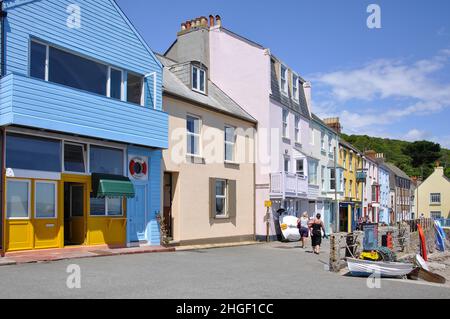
[297,212,310,248]
[309,213,327,254]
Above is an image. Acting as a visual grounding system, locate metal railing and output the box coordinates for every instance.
[270,172,308,199]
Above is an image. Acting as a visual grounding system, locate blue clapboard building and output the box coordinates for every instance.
[0,0,167,252]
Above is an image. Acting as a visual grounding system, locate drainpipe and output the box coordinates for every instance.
[0,0,6,77]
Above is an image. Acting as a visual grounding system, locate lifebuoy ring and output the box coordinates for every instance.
[129,158,148,178]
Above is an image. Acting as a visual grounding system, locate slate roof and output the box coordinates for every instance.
[270,59,310,119]
[156,54,256,123]
[383,162,411,180]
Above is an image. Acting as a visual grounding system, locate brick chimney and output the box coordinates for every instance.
[323,118,342,134]
[365,150,377,160]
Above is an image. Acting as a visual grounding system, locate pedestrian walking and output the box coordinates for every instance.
[310,213,327,255]
[297,212,310,248]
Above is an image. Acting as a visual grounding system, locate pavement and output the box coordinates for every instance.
[0,240,448,299]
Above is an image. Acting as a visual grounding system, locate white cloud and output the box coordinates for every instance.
[403,129,432,142]
[310,49,450,146]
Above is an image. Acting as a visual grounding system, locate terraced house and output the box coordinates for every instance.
[0,0,167,253]
[157,51,256,245]
[163,15,342,240]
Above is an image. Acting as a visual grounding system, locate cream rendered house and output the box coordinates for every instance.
[415,166,450,219]
[158,54,257,245]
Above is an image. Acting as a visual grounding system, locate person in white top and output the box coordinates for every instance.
[297,212,310,248]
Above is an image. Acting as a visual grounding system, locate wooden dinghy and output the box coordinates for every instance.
[347,258,414,278]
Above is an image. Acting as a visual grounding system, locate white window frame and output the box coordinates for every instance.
[224,125,236,163]
[186,114,202,157]
[295,115,301,143]
[192,65,206,94]
[30,40,142,104]
[284,156,291,173]
[6,179,31,220]
[215,179,228,217]
[296,159,304,177]
[292,73,299,101]
[34,181,58,219]
[310,128,315,145]
[350,153,354,172]
[320,131,325,151]
[127,71,145,106]
[107,66,124,100]
[90,197,124,217]
[329,168,336,191]
[321,165,326,191]
[282,109,289,139]
[62,141,87,175]
[280,65,288,95]
[430,193,441,204]
[328,135,333,155]
[349,180,353,198]
[431,211,442,219]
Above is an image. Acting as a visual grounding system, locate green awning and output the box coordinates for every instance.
[91,173,135,198]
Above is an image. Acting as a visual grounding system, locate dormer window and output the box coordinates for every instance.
[192,65,206,93]
[280,65,288,95]
[292,74,299,101]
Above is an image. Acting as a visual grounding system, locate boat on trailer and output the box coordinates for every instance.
[347,258,414,278]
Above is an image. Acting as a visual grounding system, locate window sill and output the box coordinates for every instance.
[294,142,302,149]
[429,203,441,206]
[186,154,205,164]
[224,161,240,170]
[214,215,230,220]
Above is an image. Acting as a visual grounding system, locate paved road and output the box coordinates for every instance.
[0,242,448,299]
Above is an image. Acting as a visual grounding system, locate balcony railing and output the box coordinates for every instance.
[270,172,308,199]
[0,73,168,148]
[356,170,367,182]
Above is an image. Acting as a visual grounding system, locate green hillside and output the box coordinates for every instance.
[340,134,450,180]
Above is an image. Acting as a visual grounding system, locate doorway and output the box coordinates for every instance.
[339,205,349,232]
[64,183,86,246]
[163,173,173,238]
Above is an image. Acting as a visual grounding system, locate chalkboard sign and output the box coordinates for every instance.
[362,223,378,251]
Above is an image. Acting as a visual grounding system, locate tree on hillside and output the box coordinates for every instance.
[405,141,441,167]
[404,141,441,179]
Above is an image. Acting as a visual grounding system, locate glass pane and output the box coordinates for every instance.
[216,198,225,216]
[216,180,226,196]
[127,73,143,105]
[49,46,107,96]
[110,69,122,100]
[30,42,46,80]
[107,197,122,216]
[225,127,234,143]
[36,183,56,218]
[64,144,85,173]
[225,143,234,161]
[6,134,61,172]
[90,145,123,175]
[6,180,29,218]
[90,197,106,216]
[187,116,199,134]
[192,67,198,90]
[200,69,205,92]
[71,186,84,217]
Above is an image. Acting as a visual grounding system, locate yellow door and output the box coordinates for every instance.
[5,178,62,252]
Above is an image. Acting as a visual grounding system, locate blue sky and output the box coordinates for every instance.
[116,0,450,148]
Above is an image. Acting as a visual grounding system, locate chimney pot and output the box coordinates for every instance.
[215,15,222,27]
[209,15,215,27]
[195,18,201,27]
[181,23,186,31]
[200,16,208,27]
[185,21,191,30]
